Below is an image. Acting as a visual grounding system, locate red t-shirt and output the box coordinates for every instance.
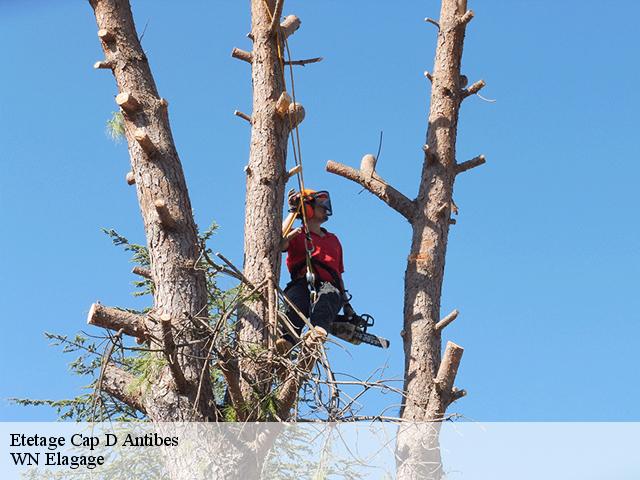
[286,229,344,283]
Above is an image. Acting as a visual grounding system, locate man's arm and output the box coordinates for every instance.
[280,212,300,252]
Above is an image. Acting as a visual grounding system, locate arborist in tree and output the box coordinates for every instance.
[278,189,389,352]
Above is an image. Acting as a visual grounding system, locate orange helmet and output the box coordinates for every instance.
[288,189,332,219]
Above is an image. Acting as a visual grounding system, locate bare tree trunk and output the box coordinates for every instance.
[326,0,485,477]
[233,0,304,415]
[88,0,215,421]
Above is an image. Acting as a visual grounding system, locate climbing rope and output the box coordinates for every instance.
[261,1,319,299]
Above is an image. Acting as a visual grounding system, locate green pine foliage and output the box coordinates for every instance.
[105,111,125,143]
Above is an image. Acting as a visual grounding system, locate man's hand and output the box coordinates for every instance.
[287,188,300,212]
[280,226,301,252]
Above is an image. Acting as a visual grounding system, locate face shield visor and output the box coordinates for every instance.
[311,191,332,216]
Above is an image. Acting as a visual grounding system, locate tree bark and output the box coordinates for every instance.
[326,0,483,477]
[236,0,297,412]
[89,0,215,421]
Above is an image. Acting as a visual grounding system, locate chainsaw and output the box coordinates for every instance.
[330,304,390,349]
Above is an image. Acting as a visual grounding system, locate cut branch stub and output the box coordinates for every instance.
[94,60,113,70]
[455,154,486,174]
[231,48,253,64]
[134,128,155,154]
[458,10,474,27]
[87,303,147,340]
[287,102,305,130]
[234,110,252,124]
[360,153,377,179]
[97,28,115,44]
[275,92,292,117]
[126,171,136,185]
[286,164,302,180]
[115,92,140,114]
[463,79,486,98]
[435,309,459,331]
[154,199,176,229]
[280,15,301,38]
[132,266,152,279]
[434,341,464,395]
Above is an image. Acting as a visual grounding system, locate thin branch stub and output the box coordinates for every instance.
[132,266,152,279]
[94,60,112,70]
[234,110,252,124]
[424,17,440,30]
[463,79,486,98]
[286,165,302,180]
[126,171,135,185]
[435,309,459,331]
[231,48,253,64]
[455,154,486,174]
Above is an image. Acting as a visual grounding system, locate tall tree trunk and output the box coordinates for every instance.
[326,0,485,477]
[234,0,303,415]
[88,0,215,421]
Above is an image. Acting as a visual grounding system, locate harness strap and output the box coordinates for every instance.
[290,258,343,294]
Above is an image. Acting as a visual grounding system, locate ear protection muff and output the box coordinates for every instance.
[304,202,314,219]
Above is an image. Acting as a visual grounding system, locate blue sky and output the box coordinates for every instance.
[1,0,638,421]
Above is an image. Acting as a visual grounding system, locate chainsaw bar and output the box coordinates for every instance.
[352,330,390,349]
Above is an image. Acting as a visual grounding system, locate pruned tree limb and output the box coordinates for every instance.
[231,47,253,64]
[450,387,467,404]
[457,10,474,27]
[94,60,113,70]
[125,171,136,185]
[425,17,440,29]
[463,79,486,98]
[435,309,459,331]
[115,92,140,114]
[286,164,301,180]
[102,363,146,414]
[280,15,301,38]
[326,160,416,223]
[455,154,486,174]
[132,266,152,279]
[234,110,252,123]
[434,341,464,397]
[87,303,147,340]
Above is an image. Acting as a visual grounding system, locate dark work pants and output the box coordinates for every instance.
[282,278,343,344]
